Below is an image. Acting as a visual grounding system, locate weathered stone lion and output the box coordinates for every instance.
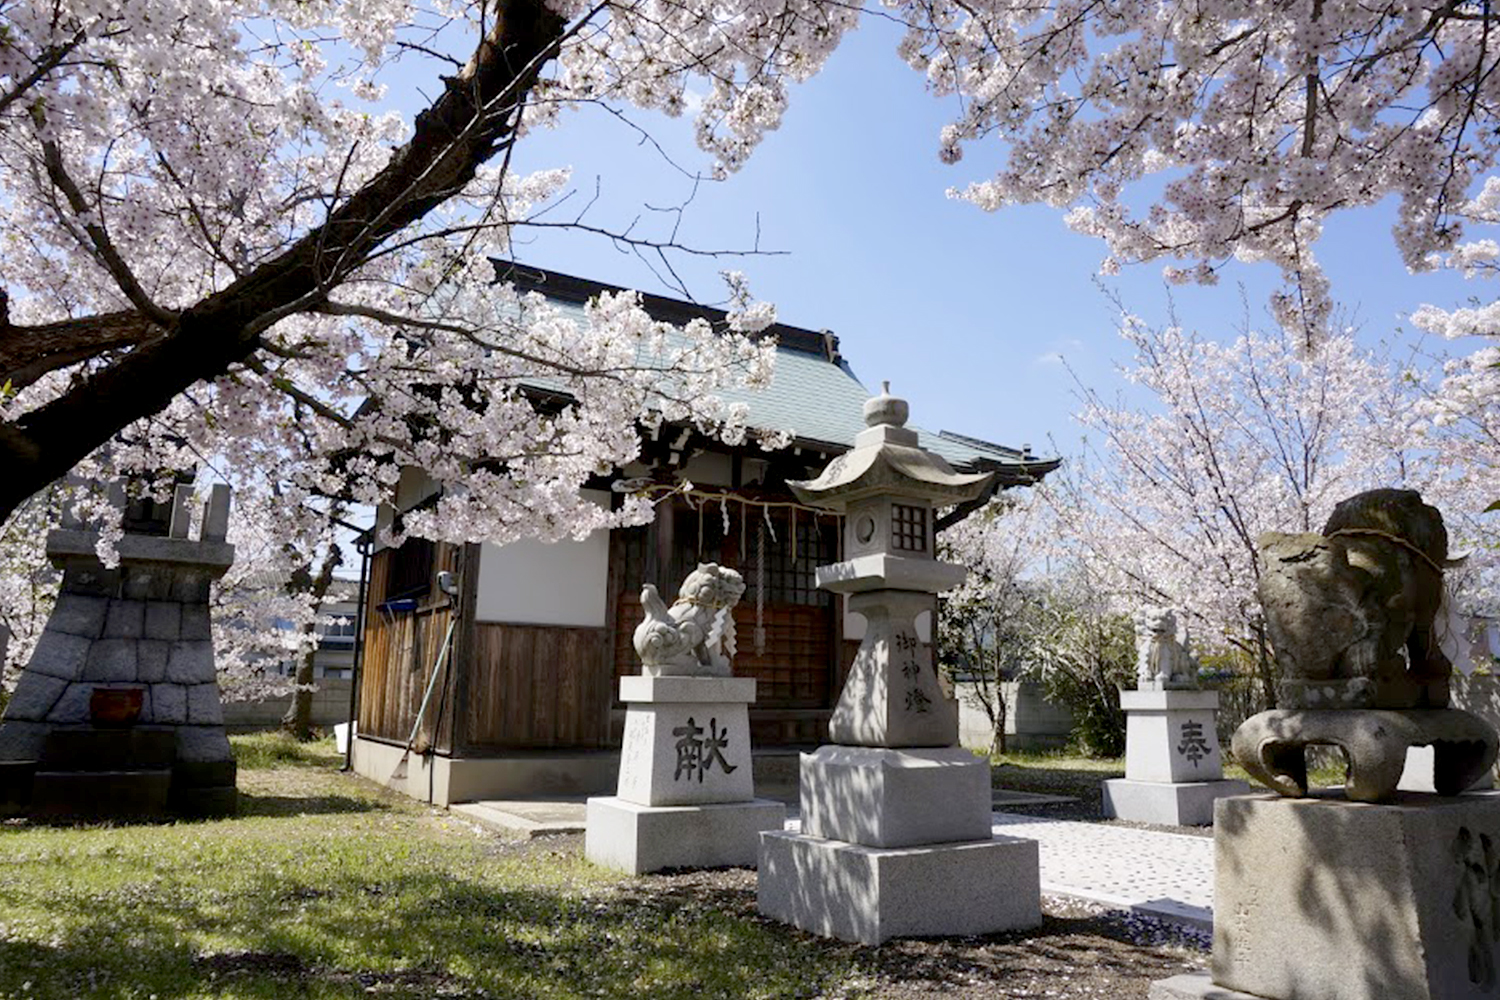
[633,562,747,677]
[1236,489,1498,802]
[1257,488,1452,710]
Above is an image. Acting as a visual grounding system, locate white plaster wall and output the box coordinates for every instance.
[678,452,734,487]
[473,491,610,627]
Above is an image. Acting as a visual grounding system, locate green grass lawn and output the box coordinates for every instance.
[0,734,860,1000]
[989,747,1351,800]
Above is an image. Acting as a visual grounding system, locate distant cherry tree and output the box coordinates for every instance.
[1041,309,1499,705]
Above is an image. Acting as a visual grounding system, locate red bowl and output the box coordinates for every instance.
[90,687,145,727]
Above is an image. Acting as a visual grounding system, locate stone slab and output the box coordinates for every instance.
[45,595,108,638]
[1124,704,1225,783]
[3,671,69,721]
[1102,777,1252,826]
[29,769,172,821]
[585,795,786,874]
[615,701,755,806]
[150,683,187,723]
[166,641,216,684]
[25,631,91,681]
[143,602,182,641]
[42,727,176,770]
[453,798,588,838]
[757,830,1041,945]
[175,726,233,763]
[169,784,237,819]
[990,812,1213,929]
[0,721,48,761]
[186,683,224,724]
[0,761,35,813]
[799,745,992,848]
[1149,972,1260,1000]
[46,529,235,572]
[45,683,96,723]
[618,675,757,704]
[83,639,138,682]
[1121,689,1220,712]
[102,600,145,639]
[813,554,968,595]
[173,758,237,789]
[1212,790,1500,1000]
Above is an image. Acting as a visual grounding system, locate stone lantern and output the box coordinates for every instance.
[756,383,1041,945]
[789,382,988,747]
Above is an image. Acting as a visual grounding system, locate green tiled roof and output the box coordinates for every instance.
[501,264,1057,480]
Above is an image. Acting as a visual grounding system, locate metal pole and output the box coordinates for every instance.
[341,535,372,772]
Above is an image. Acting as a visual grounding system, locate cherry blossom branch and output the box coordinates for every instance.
[40,140,176,324]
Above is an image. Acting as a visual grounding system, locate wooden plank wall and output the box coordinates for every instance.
[462,623,611,749]
[356,544,461,750]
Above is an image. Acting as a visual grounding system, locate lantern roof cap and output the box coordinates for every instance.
[789,383,993,511]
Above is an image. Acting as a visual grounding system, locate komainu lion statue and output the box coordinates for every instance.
[633,563,747,677]
[1132,606,1199,690]
[1234,488,1497,802]
[1257,488,1453,710]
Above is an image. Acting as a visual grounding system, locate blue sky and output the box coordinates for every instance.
[499,15,1481,461]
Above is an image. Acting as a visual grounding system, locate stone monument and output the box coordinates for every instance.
[1153,488,1500,1000]
[756,383,1041,946]
[585,562,785,874]
[0,481,239,821]
[1102,607,1248,825]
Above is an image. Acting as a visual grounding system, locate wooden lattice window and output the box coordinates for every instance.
[384,536,435,600]
[891,504,927,552]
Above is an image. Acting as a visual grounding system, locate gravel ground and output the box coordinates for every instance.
[506,833,1211,1000]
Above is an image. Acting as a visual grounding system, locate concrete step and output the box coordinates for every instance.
[451,798,588,838]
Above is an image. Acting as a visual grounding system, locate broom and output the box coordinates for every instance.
[391,571,460,783]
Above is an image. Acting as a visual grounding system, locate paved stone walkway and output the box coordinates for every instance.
[989,812,1213,929]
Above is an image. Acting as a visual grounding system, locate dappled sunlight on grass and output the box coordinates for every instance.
[0,751,861,1000]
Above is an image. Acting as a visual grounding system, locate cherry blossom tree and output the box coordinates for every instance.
[1039,306,1499,706]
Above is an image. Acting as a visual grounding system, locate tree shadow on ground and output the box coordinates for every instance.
[235,791,387,818]
[0,856,857,1000]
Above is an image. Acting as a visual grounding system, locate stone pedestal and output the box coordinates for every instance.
[585,675,783,874]
[798,745,991,847]
[758,828,1039,946]
[1157,791,1500,1000]
[1103,689,1248,826]
[756,746,1041,945]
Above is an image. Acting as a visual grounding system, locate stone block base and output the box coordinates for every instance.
[584,796,785,875]
[799,745,992,847]
[1213,791,1500,1000]
[1148,972,1258,1000]
[1101,777,1251,826]
[0,761,35,815]
[757,830,1041,945]
[30,769,172,821]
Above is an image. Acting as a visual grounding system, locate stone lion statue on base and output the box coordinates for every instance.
[633,562,747,676]
[1132,606,1199,689]
[1257,488,1453,710]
